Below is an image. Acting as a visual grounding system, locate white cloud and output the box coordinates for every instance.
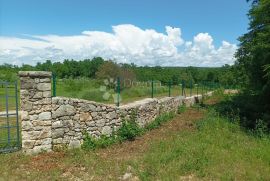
[0,24,237,67]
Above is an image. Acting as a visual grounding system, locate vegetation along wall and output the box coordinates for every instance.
[19,71,211,154]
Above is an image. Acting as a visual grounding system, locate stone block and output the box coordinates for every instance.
[68,140,81,149]
[53,105,76,118]
[38,112,52,120]
[21,121,33,131]
[106,111,117,119]
[80,112,92,121]
[43,91,51,98]
[96,119,105,127]
[101,126,112,136]
[52,128,65,139]
[22,140,35,149]
[52,121,63,128]
[33,92,43,99]
[37,83,51,91]
[21,111,29,121]
[23,102,33,111]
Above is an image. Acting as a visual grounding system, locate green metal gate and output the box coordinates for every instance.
[0,81,21,153]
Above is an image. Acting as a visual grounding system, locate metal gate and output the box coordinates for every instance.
[0,81,21,153]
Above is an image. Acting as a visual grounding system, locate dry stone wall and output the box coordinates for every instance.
[19,71,210,154]
[50,96,187,150]
[51,97,121,150]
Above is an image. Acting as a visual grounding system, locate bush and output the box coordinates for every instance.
[255,119,268,138]
[118,120,142,141]
[81,133,97,150]
[82,132,117,150]
[177,105,186,114]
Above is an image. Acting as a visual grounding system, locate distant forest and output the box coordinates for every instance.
[0,57,238,87]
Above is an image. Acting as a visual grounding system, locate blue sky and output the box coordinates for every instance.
[0,0,251,66]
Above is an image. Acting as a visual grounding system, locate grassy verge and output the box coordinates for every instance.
[137,109,270,180]
[1,95,268,180]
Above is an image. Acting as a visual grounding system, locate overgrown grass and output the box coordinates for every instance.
[145,112,175,131]
[0,95,270,180]
[213,89,270,134]
[136,109,270,180]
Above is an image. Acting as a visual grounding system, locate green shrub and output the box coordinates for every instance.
[118,120,142,141]
[82,132,117,150]
[255,119,268,138]
[81,132,97,150]
[177,105,186,114]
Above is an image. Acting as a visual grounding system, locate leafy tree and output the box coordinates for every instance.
[235,0,270,95]
[229,0,270,131]
[95,61,121,79]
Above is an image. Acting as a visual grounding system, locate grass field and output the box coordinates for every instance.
[0,94,269,180]
[0,84,20,151]
[55,78,210,105]
[0,78,213,111]
[0,84,18,112]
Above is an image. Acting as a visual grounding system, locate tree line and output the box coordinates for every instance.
[0,57,238,87]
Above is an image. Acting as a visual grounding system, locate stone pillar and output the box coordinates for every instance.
[19,71,52,154]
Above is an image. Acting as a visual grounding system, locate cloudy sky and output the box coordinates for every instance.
[0,0,250,67]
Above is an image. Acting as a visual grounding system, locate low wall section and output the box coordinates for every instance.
[19,71,208,154]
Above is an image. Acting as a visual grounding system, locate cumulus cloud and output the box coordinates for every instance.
[0,24,237,66]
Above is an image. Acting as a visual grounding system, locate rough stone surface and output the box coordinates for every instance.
[20,71,213,154]
[19,71,52,154]
[38,112,51,120]
[101,126,113,136]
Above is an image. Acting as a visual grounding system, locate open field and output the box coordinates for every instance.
[55,78,212,105]
[0,84,18,112]
[0,84,20,151]
[0,94,269,180]
[0,78,215,111]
